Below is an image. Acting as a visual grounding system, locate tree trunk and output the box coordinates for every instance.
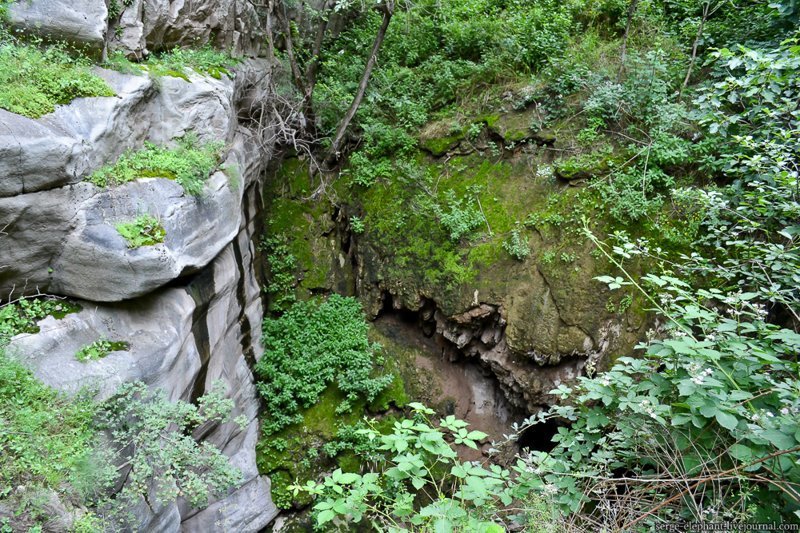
[618,0,640,80]
[328,1,394,161]
[279,2,307,98]
[680,2,716,97]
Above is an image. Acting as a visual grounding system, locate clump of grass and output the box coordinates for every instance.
[88,133,224,195]
[75,339,129,362]
[115,214,166,248]
[147,46,239,80]
[0,39,114,118]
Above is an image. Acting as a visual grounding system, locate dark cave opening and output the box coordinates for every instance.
[516,416,561,453]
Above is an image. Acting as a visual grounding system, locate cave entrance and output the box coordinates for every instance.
[516,417,561,453]
[374,295,530,456]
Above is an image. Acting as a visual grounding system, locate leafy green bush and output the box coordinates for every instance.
[295,403,561,531]
[255,295,392,435]
[0,39,114,118]
[115,214,166,248]
[95,381,243,519]
[75,339,129,362]
[88,133,224,194]
[0,297,80,343]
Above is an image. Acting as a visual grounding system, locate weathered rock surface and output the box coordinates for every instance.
[7,184,277,532]
[110,0,265,58]
[2,4,279,532]
[7,0,108,53]
[0,61,271,302]
[0,62,255,197]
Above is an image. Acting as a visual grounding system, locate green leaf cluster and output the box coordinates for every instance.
[296,404,561,531]
[255,295,393,435]
[115,214,166,248]
[87,133,224,195]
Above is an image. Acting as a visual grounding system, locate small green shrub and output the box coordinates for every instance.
[88,133,224,194]
[503,227,529,260]
[435,189,485,242]
[349,215,365,234]
[0,40,114,118]
[0,297,81,342]
[115,214,166,248]
[75,339,129,362]
[255,295,393,435]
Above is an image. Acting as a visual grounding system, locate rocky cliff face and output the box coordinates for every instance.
[1,4,278,531]
[7,0,264,59]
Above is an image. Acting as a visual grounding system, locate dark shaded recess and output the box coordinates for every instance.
[378,292,437,337]
[187,264,216,406]
[516,416,561,453]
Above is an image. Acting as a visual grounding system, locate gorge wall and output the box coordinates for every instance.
[1,2,278,530]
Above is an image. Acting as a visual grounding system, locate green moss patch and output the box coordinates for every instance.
[261,159,344,306]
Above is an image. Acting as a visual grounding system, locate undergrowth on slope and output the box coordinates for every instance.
[0,349,97,493]
[88,133,224,195]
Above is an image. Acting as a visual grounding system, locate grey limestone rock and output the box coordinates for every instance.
[7,0,108,54]
[7,185,277,532]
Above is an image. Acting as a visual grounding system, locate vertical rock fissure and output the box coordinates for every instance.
[188,272,215,405]
[232,215,258,372]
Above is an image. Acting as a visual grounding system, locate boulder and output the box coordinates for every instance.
[0,60,272,302]
[0,132,257,302]
[7,0,108,55]
[0,66,243,197]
